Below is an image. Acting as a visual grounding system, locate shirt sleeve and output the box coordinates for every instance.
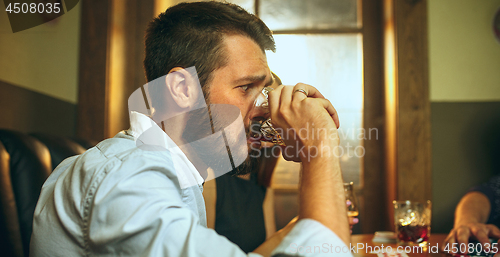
[88,159,254,257]
[468,175,500,225]
[272,219,353,257]
[89,154,351,257]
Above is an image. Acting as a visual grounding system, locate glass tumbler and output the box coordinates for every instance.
[393,200,432,248]
[248,87,285,146]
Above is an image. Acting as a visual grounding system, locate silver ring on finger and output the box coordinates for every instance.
[293,89,308,97]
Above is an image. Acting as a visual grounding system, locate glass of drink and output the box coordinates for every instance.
[248,87,286,146]
[393,200,432,249]
[344,182,359,219]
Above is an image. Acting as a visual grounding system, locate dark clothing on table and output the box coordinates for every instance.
[215,173,267,253]
[470,175,500,227]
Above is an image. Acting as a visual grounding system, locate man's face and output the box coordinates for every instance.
[207,34,273,174]
[209,34,273,143]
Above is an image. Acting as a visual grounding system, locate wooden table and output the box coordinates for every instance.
[351,234,448,257]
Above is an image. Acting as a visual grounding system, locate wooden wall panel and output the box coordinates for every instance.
[0,80,77,137]
[393,0,432,202]
[361,0,388,233]
[108,0,154,137]
[77,0,154,141]
[384,0,432,230]
[76,0,111,142]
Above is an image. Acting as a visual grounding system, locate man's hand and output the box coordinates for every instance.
[268,83,350,245]
[347,200,359,233]
[349,217,359,233]
[442,192,500,254]
[442,223,500,253]
[268,83,340,163]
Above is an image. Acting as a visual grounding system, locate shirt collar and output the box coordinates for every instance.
[127,111,205,188]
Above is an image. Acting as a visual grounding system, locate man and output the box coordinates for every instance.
[30,2,351,256]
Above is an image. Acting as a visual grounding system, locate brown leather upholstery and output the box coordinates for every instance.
[30,133,87,170]
[0,140,24,257]
[0,130,91,257]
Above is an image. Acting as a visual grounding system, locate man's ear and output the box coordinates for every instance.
[165,67,200,109]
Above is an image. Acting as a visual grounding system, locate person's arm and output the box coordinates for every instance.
[455,192,491,228]
[299,145,350,244]
[253,217,298,256]
[443,192,500,251]
[251,84,351,256]
[267,84,351,245]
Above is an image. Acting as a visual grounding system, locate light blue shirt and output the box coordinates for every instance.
[30,112,352,257]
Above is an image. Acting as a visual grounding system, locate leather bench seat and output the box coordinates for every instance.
[0,130,94,257]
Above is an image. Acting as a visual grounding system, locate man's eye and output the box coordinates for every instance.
[240,85,249,91]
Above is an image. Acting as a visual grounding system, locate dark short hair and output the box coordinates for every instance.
[144,1,276,96]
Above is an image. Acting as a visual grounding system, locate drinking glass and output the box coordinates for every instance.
[344,182,359,218]
[393,200,432,248]
[248,87,286,146]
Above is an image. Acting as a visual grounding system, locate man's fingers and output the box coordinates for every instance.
[494,241,500,257]
[442,232,457,252]
[270,85,339,130]
[280,85,294,110]
[443,225,500,254]
[456,226,471,248]
[474,229,491,249]
[268,85,283,121]
[294,83,326,99]
[487,226,500,255]
[291,87,308,102]
[314,98,340,129]
[260,141,275,148]
[290,84,339,128]
[487,225,500,238]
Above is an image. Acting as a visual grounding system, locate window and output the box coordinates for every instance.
[222,0,366,231]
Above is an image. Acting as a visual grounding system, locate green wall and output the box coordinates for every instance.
[0,2,80,135]
[0,3,81,104]
[428,0,500,102]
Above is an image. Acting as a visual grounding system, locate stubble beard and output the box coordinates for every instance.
[227,133,261,176]
[181,98,261,177]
